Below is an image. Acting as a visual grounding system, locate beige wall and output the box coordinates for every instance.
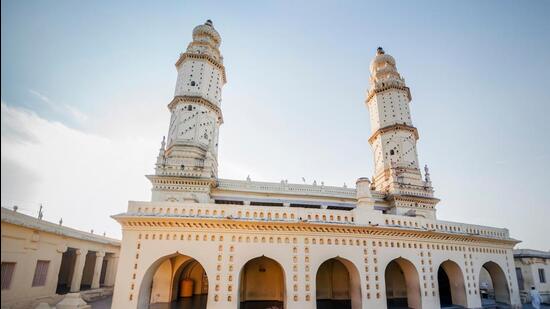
[1,218,120,309]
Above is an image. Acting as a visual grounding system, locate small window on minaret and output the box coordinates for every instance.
[191,81,196,86]
[390,150,395,155]
[187,105,192,111]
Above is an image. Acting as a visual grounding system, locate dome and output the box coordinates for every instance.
[192,19,221,47]
[369,47,397,75]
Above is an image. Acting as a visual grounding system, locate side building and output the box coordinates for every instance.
[1,207,120,309]
[514,249,550,304]
[111,21,523,309]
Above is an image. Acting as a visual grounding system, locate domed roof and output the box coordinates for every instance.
[192,19,221,47]
[369,47,397,75]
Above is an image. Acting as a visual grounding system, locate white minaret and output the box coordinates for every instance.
[149,20,226,203]
[366,47,439,219]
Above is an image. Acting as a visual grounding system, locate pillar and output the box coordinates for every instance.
[70,249,88,292]
[104,254,119,287]
[91,251,105,289]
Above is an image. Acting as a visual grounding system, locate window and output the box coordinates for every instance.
[539,268,546,283]
[1,262,16,290]
[32,260,50,287]
[516,268,524,290]
[390,149,395,155]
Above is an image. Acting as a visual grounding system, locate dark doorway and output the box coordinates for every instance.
[438,267,452,306]
[56,248,76,294]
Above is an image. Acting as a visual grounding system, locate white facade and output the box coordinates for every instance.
[111,21,522,309]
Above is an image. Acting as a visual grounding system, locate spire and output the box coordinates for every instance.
[424,164,431,183]
[376,46,385,55]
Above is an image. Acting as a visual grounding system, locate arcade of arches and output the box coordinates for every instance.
[138,253,513,309]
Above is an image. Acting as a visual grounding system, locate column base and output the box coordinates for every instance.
[56,293,91,309]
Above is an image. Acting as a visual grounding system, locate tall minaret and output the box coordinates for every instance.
[149,20,226,203]
[365,47,438,219]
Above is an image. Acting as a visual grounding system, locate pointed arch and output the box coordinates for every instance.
[436,260,467,307]
[479,261,511,306]
[238,255,286,309]
[384,257,422,309]
[315,256,362,309]
[137,252,210,309]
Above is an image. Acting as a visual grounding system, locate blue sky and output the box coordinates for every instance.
[1,0,549,249]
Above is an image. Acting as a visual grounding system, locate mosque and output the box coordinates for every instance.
[110,20,522,309]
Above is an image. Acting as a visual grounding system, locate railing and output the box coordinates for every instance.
[127,201,355,225]
[216,179,356,198]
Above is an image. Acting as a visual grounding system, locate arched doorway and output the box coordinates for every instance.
[384,258,422,309]
[479,261,511,307]
[137,253,209,309]
[315,257,362,309]
[239,256,285,309]
[437,260,466,308]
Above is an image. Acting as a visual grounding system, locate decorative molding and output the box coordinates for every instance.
[167,95,224,124]
[112,215,519,246]
[368,124,419,145]
[175,53,227,84]
[366,84,411,102]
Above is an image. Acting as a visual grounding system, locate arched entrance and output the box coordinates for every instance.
[479,261,511,307]
[315,258,362,309]
[137,253,209,309]
[384,258,422,309]
[437,260,466,308]
[239,256,285,309]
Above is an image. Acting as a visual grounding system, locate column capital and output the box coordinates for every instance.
[96,251,106,258]
[75,249,88,256]
[56,244,68,253]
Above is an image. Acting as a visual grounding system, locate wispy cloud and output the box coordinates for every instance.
[28,89,88,123]
[1,102,154,238]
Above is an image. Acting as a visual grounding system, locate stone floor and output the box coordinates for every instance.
[88,296,550,309]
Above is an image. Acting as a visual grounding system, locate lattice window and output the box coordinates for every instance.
[1,262,16,290]
[32,260,50,287]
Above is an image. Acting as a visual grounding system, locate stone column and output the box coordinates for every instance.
[104,254,119,287]
[91,251,105,289]
[70,249,88,292]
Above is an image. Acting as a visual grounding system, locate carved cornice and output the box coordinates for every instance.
[388,194,440,205]
[175,53,227,84]
[146,175,217,188]
[366,85,411,103]
[368,124,419,144]
[168,96,223,124]
[112,215,519,246]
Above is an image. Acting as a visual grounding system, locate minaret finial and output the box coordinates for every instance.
[206,19,213,26]
[377,47,385,55]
